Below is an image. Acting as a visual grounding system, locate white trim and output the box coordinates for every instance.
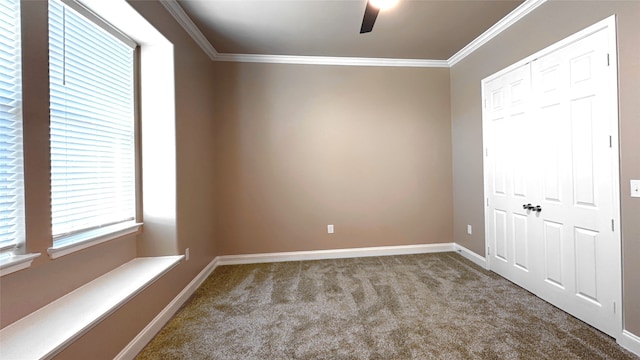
[619,330,640,357]
[0,256,183,360]
[159,0,545,68]
[158,0,218,60]
[215,53,449,68]
[47,223,142,259]
[61,0,137,49]
[0,253,41,277]
[115,257,220,360]
[605,13,624,343]
[453,244,487,269]
[216,243,455,266]
[447,0,547,66]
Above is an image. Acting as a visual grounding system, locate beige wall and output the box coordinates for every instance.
[212,62,453,255]
[450,1,640,334]
[1,1,218,358]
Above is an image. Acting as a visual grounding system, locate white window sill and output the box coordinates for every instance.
[0,253,42,277]
[0,255,184,360]
[48,222,143,259]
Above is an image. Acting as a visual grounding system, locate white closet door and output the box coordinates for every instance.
[485,63,540,293]
[483,19,621,338]
[531,28,620,337]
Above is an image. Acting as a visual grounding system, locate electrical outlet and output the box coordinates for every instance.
[467,225,472,235]
[327,224,334,234]
[631,180,640,198]
[185,248,190,261]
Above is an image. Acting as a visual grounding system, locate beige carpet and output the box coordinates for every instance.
[137,252,638,359]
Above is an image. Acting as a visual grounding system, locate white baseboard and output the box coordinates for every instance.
[114,257,220,360]
[619,330,640,357]
[453,244,487,269]
[216,243,456,266]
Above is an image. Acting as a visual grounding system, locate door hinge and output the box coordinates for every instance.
[485,148,489,157]
[607,53,610,66]
[487,198,490,206]
[487,246,491,255]
[484,98,488,108]
[609,135,612,148]
[613,301,616,314]
[611,219,615,231]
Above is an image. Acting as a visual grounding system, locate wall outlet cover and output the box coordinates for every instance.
[327,224,334,234]
[631,180,640,198]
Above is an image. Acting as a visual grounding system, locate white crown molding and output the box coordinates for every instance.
[215,53,449,68]
[159,0,218,60]
[447,0,547,66]
[161,0,546,68]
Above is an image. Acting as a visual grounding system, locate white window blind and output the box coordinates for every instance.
[0,0,24,252]
[48,0,136,242]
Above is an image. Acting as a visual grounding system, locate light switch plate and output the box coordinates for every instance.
[631,180,640,198]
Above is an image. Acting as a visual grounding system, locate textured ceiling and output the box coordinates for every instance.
[176,0,524,60]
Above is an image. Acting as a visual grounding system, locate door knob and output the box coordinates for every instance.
[535,205,542,212]
[523,203,533,210]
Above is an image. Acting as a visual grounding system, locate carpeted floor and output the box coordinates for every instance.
[136,252,638,359]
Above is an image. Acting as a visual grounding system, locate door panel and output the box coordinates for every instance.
[574,228,599,303]
[494,209,508,262]
[543,220,564,288]
[571,97,597,207]
[540,103,564,203]
[511,111,529,198]
[512,213,529,271]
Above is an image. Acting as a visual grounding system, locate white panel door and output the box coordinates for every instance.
[483,18,621,338]
[484,63,539,292]
[530,28,620,337]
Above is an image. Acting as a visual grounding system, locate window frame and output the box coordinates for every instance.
[46,0,142,258]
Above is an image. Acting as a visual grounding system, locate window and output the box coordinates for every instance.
[0,0,24,254]
[48,0,137,247]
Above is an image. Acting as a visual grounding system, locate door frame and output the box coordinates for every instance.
[481,15,622,337]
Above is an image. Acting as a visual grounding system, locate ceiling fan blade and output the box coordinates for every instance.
[359,1,380,34]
